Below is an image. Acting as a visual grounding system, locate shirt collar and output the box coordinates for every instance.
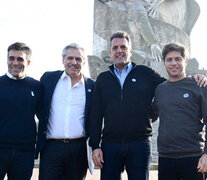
[6,72,26,80]
[114,62,132,74]
[79,75,85,86]
[60,71,68,80]
[61,71,85,86]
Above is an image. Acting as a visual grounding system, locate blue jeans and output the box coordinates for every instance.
[158,156,205,180]
[0,148,34,180]
[101,138,151,180]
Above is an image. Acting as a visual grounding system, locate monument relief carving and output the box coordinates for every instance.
[89,0,200,79]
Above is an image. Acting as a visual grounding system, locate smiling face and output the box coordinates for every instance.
[164,51,187,82]
[7,50,30,79]
[110,38,132,71]
[62,48,85,80]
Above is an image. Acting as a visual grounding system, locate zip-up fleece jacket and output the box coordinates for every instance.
[89,62,165,150]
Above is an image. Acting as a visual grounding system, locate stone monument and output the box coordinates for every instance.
[89,0,204,164]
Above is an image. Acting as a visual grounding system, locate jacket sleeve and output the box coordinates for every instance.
[151,68,166,88]
[89,74,104,151]
[200,87,207,153]
[151,88,159,123]
[35,73,47,159]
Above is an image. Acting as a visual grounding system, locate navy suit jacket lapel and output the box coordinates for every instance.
[84,76,92,118]
[84,76,94,137]
[46,71,63,115]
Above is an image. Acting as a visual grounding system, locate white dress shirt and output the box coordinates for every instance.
[6,72,26,80]
[47,71,86,139]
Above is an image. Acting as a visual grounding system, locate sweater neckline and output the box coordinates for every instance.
[167,77,192,85]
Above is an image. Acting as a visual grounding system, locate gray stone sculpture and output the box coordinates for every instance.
[89,0,200,79]
[89,0,202,164]
[186,58,207,76]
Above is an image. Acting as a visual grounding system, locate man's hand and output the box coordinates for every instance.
[151,43,162,62]
[193,74,207,87]
[145,0,165,18]
[145,4,158,18]
[92,148,104,168]
[197,154,207,172]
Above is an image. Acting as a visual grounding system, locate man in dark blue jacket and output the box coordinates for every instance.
[89,31,164,180]
[36,43,94,180]
[0,42,42,180]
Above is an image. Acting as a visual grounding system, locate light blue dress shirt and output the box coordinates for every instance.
[114,62,133,87]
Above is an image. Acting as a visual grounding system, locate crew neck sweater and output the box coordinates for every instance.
[0,75,42,152]
[154,77,207,158]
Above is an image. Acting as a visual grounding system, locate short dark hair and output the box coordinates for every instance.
[110,31,131,47]
[7,42,32,60]
[162,43,187,61]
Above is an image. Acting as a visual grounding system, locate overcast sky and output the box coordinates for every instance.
[0,0,206,79]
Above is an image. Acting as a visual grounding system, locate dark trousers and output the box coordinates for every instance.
[158,156,205,180]
[101,138,151,180]
[0,148,34,180]
[39,139,88,180]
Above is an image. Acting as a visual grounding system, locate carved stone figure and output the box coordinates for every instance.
[89,0,200,78]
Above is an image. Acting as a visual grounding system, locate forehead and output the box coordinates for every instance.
[165,51,182,59]
[111,38,130,47]
[8,49,27,58]
[65,48,84,57]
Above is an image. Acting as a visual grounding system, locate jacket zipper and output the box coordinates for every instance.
[109,64,136,102]
[109,65,136,144]
[109,70,123,101]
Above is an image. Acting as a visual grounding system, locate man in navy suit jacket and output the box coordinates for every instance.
[36,43,94,180]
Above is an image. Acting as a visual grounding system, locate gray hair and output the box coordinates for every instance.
[62,43,86,60]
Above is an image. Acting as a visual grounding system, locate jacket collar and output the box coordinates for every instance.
[109,61,136,73]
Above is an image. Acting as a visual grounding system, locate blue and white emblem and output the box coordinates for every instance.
[87,89,91,93]
[132,78,136,82]
[183,93,189,98]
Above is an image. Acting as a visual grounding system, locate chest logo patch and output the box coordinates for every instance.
[31,91,34,96]
[132,78,136,82]
[183,93,189,98]
[87,89,91,93]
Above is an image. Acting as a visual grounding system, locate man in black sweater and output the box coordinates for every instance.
[0,42,42,180]
[89,31,207,180]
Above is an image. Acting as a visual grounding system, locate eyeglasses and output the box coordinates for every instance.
[8,56,26,62]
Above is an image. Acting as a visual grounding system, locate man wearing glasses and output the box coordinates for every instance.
[36,43,94,180]
[0,42,42,179]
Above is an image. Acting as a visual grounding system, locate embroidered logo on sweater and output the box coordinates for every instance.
[31,91,34,96]
[132,78,136,82]
[183,93,189,98]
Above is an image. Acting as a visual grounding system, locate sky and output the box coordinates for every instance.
[0,0,206,79]
[0,0,94,79]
